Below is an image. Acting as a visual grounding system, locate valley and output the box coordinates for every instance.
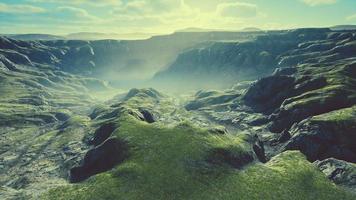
[0,28,356,200]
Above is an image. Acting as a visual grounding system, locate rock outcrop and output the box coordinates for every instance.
[153,28,330,89]
[206,147,254,169]
[2,29,356,199]
[89,123,118,146]
[70,137,129,183]
[315,158,356,193]
[283,106,356,162]
[241,30,356,133]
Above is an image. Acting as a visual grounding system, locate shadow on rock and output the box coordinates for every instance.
[315,158,356,193]
[206,148,254,169]
[70,137,129,183]
[88,123,118,146]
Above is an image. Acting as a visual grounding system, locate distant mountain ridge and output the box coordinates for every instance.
[330,25,356,31]
[1,27,356,199]
[176,27,263,33]
[1,32,154,41]
[1,34,66,41]
[0,31,265,84]
[2,28,265,41]
[65,32,154,40]
[3,25,355,41]
[152,28,356,90]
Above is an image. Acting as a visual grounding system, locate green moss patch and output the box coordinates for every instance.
[42,116,354,200]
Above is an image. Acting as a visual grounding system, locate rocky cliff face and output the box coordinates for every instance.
[242,30,356,133]
[181,28,356,194]
[153,28,338,89]
[1,29,356,199]
[0,31,263,84]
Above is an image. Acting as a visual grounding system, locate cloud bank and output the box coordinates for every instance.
[0,0,351,34]
[0,3,46,14]
[301,0,337,6]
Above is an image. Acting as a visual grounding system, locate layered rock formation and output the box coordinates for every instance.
[1,29,356,199]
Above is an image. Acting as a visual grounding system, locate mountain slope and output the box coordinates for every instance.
[0,37,110,199]
[179,28,356,193]
[0,31,264,84]
[1,34,65,41]
[152,28,349,90]
[42,89,354,200]
[0,28,356,199]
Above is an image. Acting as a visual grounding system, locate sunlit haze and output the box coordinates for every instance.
[1,0,356,36]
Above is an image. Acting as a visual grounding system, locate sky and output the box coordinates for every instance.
[0,0,355,35]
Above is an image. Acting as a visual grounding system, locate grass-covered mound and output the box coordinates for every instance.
[42,114,354,200]
[2,30,356,199]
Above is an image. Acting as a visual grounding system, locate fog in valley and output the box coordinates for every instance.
[1,1,356,199]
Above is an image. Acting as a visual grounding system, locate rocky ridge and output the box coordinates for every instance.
[182,29,356,193]
[0,28,356,199]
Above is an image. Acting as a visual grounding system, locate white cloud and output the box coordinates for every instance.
[346,13,356,21]
[109,0,200,32]
[112,0,182,15]
[216,2,257,18]
[0,3,46,14]
[55,6,99,21]
[301,0,337,6]
[6,0,265,34]
[29,0,121,6]
[107,0,264,33]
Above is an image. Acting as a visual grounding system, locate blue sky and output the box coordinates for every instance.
[0,0,355,35]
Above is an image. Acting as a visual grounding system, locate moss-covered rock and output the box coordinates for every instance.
[283,106,356,162]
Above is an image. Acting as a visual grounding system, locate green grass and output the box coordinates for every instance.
[312,105,356,123]
[185,90,240,110]
[52,115,91,148]
[306,106,356,148]
[41,114,355,200]
[284,61,356,111]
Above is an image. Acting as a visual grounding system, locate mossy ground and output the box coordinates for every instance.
[2,30,356,200]
[42,114,354,200]
[0,67,100,198]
